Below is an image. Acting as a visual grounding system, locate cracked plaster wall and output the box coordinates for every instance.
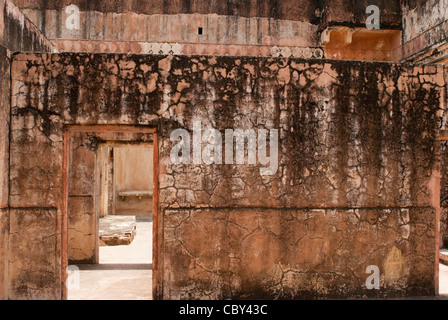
[403,0,448,44]
[67,132,97,264]
[8,52,447,299]
[13,0,403,57]
[321,0,401,29]
[0,0,55,53]
[0,0,56,300]
[8,208,59,299]
[402,0,448,60]
[11,0,319,22]
[0,46,9,300]
[441,141,448,247]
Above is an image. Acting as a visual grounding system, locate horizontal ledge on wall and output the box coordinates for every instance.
[162,206,437,211]
[64,125,157,133]
[51,39,326,59]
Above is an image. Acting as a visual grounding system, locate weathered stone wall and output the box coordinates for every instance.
[12,0,320,22]
[157,58,445,298]
[402,0,448,61]
[0,0,55,53]
[0,0,56,300]
[67,132,97,264]
[0,45,9,301]
[12,0,403,27]
[15,0,403,57]
[440,66,448,248]
[8,208,59,299]
[21,11,320,47]
[402,0,448,44]
[0,208,7,300]
[9,53,446,299]
[0,12,11,301]
[16,0,320,55]
[321,0,402,29]
[440,141,448,247]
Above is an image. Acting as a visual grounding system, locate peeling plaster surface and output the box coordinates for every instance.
[164,207,435,299]
[1,0,55,53]
[403,0,448,43]
[8,53,447,299]
[8,208,60,300]
[402,0,448,60]
[0,0,55,299]
[440,141,448,247]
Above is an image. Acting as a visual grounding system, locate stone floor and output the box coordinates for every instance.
[68,217,153,300]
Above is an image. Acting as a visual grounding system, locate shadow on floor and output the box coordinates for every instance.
[77,263,152,271]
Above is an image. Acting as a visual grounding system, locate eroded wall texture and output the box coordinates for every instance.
[0,44,10,301]
[321,0,401,29]
[67,132,97,265]
[16,0,321,55]
[14,0,403,57]
[0,0,55,300]
[9,52,446,299]
[441,141,448,247]
[402,0,448,61]
[0,0,55,52]
[441,66,448,248]
[12,0,403,27]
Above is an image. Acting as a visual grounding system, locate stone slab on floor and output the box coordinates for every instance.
[441,249,448,266]
[99,216,136,246]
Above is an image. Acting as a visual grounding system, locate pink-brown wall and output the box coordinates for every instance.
[0,0,55,300]
[7,52,446,299]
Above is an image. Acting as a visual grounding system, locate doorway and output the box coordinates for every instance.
[62,126,158,300]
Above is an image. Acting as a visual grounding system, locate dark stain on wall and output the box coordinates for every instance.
[13,0,404,28]
[8,53,446,299]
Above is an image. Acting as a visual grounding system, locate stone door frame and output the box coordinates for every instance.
[61,125,159,300]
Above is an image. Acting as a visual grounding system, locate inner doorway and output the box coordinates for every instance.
[96,143,154,269]
[99,144,154,218]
